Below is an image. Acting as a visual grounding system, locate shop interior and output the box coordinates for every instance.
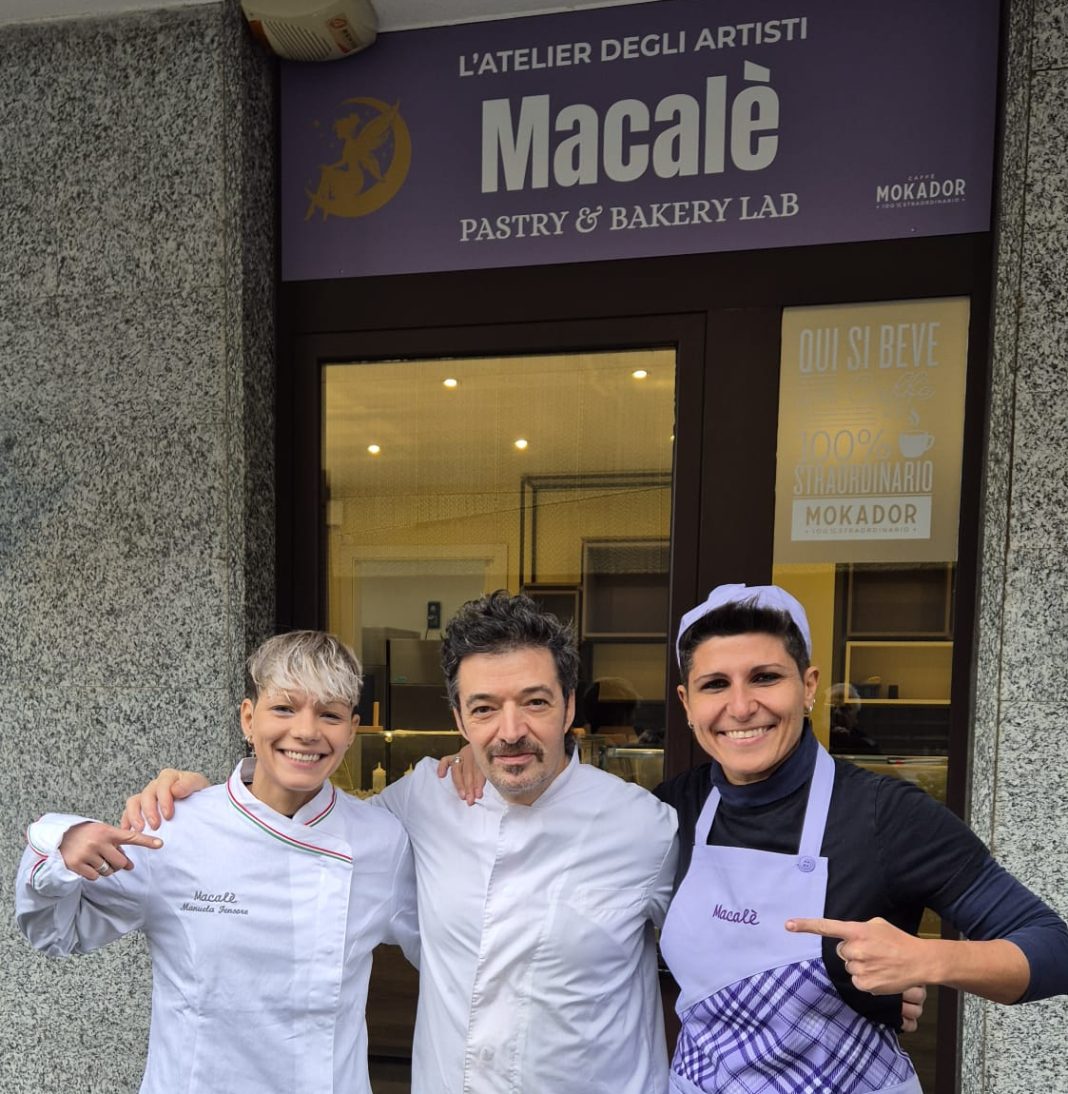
[322,351,954,802]
[320,345,955,1091]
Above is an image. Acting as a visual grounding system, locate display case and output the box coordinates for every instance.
[828,563,957,758]
[599,746,664,791]
[845,754,947,803]
[388,638,453,730]
[332,730,463,794]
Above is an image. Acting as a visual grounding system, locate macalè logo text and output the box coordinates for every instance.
[712,903,760,926]
[481,60,780,194]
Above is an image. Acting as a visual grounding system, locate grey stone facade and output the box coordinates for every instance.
[0,0,1065,1090]
[0,4,274,1090]
[963,0,1068,1090]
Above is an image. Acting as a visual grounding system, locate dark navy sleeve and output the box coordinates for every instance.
[872,773,989,912]
[943,857,1068,1003]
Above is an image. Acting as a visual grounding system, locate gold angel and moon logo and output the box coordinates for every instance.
[305,97,412,220]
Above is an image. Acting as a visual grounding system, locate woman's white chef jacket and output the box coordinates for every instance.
[16,762,419,1094]
[376,750,679,1094]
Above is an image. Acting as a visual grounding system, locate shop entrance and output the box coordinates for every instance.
[279,233,991,1093]
[321,346,681,1087]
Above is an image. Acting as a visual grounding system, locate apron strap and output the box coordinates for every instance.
[694,771,720,845]
[797,745,835,858]
[692,743,836,855]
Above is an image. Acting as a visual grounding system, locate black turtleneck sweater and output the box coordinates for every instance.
[654,726,1068,1028]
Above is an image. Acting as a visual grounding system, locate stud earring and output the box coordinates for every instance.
[687,721,694,730]
[803,702,814,716]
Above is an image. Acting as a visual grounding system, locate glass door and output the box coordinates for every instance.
[321,347,678,1085]
[322,348,677,784]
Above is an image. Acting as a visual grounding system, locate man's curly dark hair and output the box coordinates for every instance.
[440,590,581,710]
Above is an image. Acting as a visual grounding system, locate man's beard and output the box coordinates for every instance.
[484,735,552,798]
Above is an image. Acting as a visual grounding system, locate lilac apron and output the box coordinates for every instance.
[660,746,921,1094]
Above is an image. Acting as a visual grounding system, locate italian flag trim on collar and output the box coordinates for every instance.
[226,781,351,863]
[26,826,49,858]
[26,826,50,885]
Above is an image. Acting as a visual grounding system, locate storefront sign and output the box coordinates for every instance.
[774,298,969,564]
[281,0,999,280]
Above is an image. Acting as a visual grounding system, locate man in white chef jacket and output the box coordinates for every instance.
[381,591,679,1094]
[122,593,679,1094]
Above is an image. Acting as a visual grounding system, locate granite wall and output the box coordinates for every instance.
[0,4,275,1090]
[1,0,1066,1090]
[964,0,1068,1089]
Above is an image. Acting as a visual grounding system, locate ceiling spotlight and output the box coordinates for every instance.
[632,369,648,379]
[514,438,529,450]
[442,377,459,388]
[367,444,381,455]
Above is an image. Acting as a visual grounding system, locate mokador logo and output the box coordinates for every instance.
[874,174,966,210]
[306,97,412,220]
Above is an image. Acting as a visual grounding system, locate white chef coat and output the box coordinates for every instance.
[376,749,679,1094]
[16,762,418,1094]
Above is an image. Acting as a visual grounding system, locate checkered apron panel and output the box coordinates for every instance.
[672,958,915,1094]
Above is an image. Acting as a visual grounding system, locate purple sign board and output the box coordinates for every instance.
[281,0,999,281]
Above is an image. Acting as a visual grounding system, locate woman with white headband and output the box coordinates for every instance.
[654,583,1068,1094]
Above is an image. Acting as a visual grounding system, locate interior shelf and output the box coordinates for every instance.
[844,640,952,704]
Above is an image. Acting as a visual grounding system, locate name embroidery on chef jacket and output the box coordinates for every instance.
[225,781,352,863]
[179,888,251,916]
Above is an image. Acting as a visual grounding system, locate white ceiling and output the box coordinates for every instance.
[1,0,656,30]
[323,349,677,497]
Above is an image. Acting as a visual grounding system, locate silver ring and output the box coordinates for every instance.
[97,861,113,876]
[450,755,463,766]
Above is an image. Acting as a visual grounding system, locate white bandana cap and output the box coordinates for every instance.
[675,583,812,668]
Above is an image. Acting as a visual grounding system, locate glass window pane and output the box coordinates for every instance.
[322,349,676,794]
[323,349,677,1084]
[773,298,970,1093]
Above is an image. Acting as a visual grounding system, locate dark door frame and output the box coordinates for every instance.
[278,232,993,1093]
[281,311,709,778]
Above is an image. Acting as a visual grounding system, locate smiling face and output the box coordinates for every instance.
[678,632,819,785]
[452,646,575,806]
[242,689,358,816]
